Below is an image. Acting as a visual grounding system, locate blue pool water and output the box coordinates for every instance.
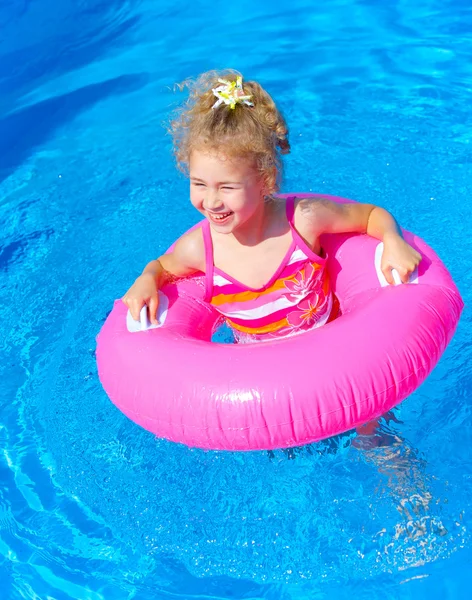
[1,0,471,598]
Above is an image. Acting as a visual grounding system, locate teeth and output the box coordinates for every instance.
[212,212,232,220]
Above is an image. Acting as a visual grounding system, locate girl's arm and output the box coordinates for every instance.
[122,228,205,323]
[297,198,422,284]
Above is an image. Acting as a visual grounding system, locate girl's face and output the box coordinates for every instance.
[189,149,266,234]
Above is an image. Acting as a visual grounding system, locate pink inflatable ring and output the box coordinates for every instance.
[96,195,463,451]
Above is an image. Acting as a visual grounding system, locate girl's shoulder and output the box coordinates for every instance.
[291,195,334,239]
[293,194,334,216]
[171,225,206,272]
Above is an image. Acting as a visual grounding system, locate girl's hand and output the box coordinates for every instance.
[122,272,160,324]
[381,233,422,285]
[120,231,205,326]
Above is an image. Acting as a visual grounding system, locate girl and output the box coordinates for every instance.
[123,70,421,342]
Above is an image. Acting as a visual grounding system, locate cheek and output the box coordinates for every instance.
[231,190,258,211]
[189,188,203,209]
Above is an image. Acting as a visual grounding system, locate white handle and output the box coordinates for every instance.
[126,291,169,332]
[375,243,418,287]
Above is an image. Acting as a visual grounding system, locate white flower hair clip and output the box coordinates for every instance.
[211,76,254,110]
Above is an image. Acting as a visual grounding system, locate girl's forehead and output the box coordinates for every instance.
[189,149,255,173]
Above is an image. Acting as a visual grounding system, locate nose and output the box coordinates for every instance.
[203,190,222,211]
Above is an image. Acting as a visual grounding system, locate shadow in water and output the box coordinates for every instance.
[0,0,141,95]
[0,72,149,182]
[0,14,141,94]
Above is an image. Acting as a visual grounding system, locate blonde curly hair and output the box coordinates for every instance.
[169,69,290,194]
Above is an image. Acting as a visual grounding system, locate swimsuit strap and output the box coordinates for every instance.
[285,195,328,261]
[201,220,214,302]
[285,195,297,226]
[285,195,304,244]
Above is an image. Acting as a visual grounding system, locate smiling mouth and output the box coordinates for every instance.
[207,211,234,223]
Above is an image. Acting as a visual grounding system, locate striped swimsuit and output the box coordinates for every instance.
[202,196,335,343]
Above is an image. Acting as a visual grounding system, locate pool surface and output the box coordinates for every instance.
[1,0,471,598]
